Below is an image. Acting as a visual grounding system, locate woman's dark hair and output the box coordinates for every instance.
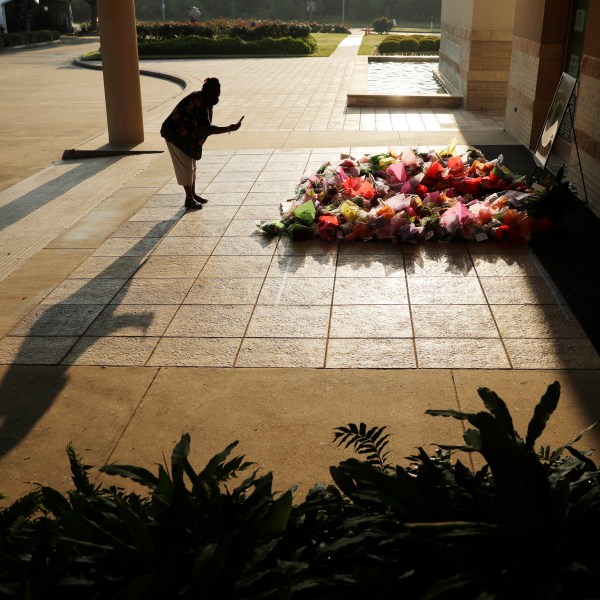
[202,77,221,92]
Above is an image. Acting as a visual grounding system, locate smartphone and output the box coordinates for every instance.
[238,116,245,123]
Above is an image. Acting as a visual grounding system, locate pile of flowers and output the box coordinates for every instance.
[259,144,555,245]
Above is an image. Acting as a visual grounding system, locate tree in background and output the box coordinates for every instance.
[70,0,441,26]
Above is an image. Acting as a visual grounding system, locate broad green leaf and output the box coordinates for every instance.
[40,486,70,517]
[426,409,471,421]
[100,464,159,488]
[258,489,293,539]
[114,497,154,562]
[526,382,560,449]
[478,387,516,440]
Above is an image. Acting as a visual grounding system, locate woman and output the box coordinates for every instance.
[160,77,242,209]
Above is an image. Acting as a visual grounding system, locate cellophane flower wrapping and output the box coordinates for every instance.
[259,144,555,245]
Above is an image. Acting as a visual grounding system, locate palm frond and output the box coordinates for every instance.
[333,423,391,470]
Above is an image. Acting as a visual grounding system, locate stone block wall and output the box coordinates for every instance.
[568,55,600,216]
[504,36,566,148]
[440,25,513,110]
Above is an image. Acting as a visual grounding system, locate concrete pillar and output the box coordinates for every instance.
[97,0,144,145]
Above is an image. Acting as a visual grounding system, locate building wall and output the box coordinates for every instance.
[568,2,600,216]
[439,0,516,110]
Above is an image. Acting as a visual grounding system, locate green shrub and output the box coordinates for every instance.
[0,30,59,47]
[372,16,394,34]
[400,36,420,52]
[377,39,403,54]
[418,37,437,52]
[1,382,600,597]
[137,35,314,57]
[137,19,313,43]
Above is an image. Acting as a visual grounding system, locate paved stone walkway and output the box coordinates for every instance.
[1,33,599,502]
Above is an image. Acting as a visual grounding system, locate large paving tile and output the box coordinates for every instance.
[491,304,587,338]
[250,180,297,194]
[330,305,412,338]
[333,277,408,304]
[111,220,174,238]
[61,336,160,366]
[91,238,159,257]
[186,277,264,304]
[200,192,247,205]
[166,305,254,337]
[244,192,285,206]
[213,236,278,256]
[147,337,242,367]
[10,304,105,336]
[43,278,127,305]
[86,305,178,337]
[153,236,219,256]
[326,338,416,368]
[337,242,402,256]
[182,205,238,220]
[201,255,272,278]
[402,241,468,255]
[0,365,159,502]
[212,172,258,183]
[258,277,334,305]
[130,207,184,221]
[167,219,231,237]
[236,338,326,367]
[144,194,184,207]
[504,339,600,369]
[111,278,194,305]
[224,219,264,236]
[106,369,462,494]
[133,256,208,278]
[275,238,339,255]
[416,338,510,368]
[471,254,546,277]
[404,253,476,276]
[202,180,254,194]
[268,254,337,278]
[336,254,405,278]
[408,277,486,304]
[247,305,330,338]
[412,305,500,338]
[235,205,282,220]
[479,276,562,304]
[69,256,143,279]
[0,336,77,365]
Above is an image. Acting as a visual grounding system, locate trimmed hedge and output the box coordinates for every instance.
[0,30,59,48]
[137,35,316,57]
[377,33,440,55]
[136,19,317,42]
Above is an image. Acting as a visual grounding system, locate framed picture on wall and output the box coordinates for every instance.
[533,72,577,168]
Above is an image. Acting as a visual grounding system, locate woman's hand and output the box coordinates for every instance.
[229,121,242,132]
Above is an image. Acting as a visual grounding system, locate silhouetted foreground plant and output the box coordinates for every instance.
[1,382,599,598]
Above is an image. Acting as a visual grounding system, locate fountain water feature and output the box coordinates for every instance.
[347,56,462,108]
[368,61,447,95]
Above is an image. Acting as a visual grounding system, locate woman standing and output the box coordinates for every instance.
[160,77,242,209]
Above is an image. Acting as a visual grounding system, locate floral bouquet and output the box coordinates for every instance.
[259,143,556,245]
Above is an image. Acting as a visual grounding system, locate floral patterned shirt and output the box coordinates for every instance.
[160,91,213,159]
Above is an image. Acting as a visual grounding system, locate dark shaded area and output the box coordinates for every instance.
[62,149,162,159]
[478,143,600,355]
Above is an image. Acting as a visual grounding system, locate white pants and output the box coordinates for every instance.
[166,141,197,186]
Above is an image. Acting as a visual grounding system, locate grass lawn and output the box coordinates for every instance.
[358,34,386,56]
[82,33,349,60]
[310,33,348,57]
